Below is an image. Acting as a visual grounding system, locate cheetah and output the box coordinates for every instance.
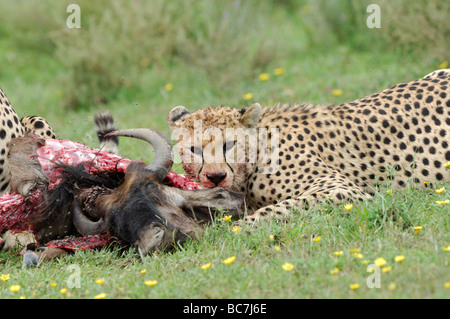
[0,87,55,195]
[168,69,450,225]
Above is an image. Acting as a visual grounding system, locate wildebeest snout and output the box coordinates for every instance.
[135,221,192,256]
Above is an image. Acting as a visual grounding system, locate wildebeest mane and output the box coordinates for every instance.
[34,164,125,243]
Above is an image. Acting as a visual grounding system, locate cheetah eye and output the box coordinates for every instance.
[224,140,236,152]
[190,146,202,156]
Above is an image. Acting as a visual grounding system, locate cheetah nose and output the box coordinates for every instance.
[206,172,227,186]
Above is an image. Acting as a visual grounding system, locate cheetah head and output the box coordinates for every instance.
[168,103,262,190]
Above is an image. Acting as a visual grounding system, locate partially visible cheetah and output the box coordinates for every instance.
[0,87,55,195]
[20,116,56,139]
[168,69,450,225]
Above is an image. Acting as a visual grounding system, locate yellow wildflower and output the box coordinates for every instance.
[164,83,173,92]
[444,282,450,289]
[349,283,360,290]
[329,268,339,275]
[344,204,353,211]
[412,226,423,230]
[374,257,387,267]
[354,253,364,259]
[394,255,405,262]
[95,278,105,285]
[424,181,429,185]
[332,89,343,97]
[49,282,57,287]
[144,280,158,287]
[243,92,253,100]
[349,248,360,253]
[200,262,212,270]
[269,234,275,240]
[282,262,294,271]
[9,285,21,293]
[259,73,270,81]
[388,283,397,291]
[332,250,344,256]
[443,246,450,252]
[93,292,107,299]
[274,245,281,252]
[361,260,369,264]
[60,288,68,295]
[232,226,241,233]
[435,187,445,194]
[436,199,450,205]
[223,256,236,265]
[222,215,232,222]
[313,236,321,242]
[140,269,147,274]
[139,57,150,68]
[0,274,10,281]
[274,68,285,76]
[382,266,392,273]
[439,61,449,69]
[443,161,450,168]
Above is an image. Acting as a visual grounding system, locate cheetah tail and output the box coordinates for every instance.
[94,111,119,154]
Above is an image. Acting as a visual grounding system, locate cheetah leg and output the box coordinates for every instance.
[241,174,372,226]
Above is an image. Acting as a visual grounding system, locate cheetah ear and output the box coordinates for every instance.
[168,106,190,129]
[240,103,261,128]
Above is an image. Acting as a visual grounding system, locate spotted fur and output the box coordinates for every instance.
[0,87,55,195]
[20,116,56,139]
[168,69,450,225]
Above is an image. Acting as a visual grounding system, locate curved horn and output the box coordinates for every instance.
[72,201,106,236]
[106,128,173,181]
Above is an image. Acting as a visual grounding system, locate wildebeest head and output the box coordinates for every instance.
[73,129,245,255]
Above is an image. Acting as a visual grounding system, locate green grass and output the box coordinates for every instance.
[0,0,449,299]
[1,184,449,298]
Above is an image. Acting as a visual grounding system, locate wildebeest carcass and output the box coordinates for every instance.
[0,129,245,265]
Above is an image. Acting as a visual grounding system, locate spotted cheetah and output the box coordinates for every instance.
[0,87,55,195]
[168,69,450,225]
